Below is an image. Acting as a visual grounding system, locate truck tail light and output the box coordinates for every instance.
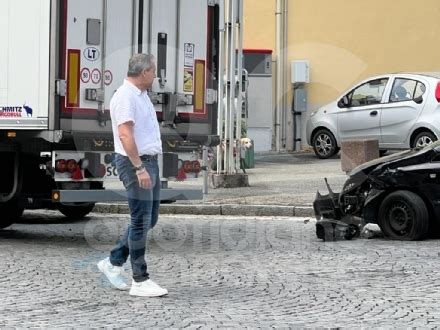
[192,160,201,173]
[97,164,106,178]
[182,160,201,173]
[66,159,78,173]
[55,159,67,173]
[436,82,440,102]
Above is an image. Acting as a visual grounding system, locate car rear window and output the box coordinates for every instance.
[389,78,425,102]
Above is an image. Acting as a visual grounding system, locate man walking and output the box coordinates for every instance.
[97,54,167,297]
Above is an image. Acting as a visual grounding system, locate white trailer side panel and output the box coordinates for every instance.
[149,0,208,117]
[0,0,50,129]
[104,0,135,107]
[63,0,134,118]
[64,0,103,112]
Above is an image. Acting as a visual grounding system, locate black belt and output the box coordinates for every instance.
[140,154,158,161]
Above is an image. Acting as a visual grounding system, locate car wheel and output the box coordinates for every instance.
[58,202,95,220]
[412,131,437,149]
[378,190,429,240]
[0,203,24,229]
[312,129,339,159]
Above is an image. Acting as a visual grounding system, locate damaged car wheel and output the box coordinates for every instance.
[378,190,429,240]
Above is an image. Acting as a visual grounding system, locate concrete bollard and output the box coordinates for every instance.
[341,139,379,173]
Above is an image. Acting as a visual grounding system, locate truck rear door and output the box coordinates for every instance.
[60,0,134,135]
[147,0,218,142]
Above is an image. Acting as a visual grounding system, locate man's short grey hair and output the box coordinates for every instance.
[127,54,155,77]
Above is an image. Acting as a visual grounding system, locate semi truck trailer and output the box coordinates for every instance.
[0,0,222,228]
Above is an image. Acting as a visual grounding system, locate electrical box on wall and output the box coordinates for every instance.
[291,60,310,84]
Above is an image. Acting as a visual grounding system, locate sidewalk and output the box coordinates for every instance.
[95,151,348,217]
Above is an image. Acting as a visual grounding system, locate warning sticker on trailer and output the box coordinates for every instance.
[104,70,113,86]
[184,43,195,68]
[91,69,102,84]
[80,68,91,83]
[183,68,194,92]
[83,47,100,62]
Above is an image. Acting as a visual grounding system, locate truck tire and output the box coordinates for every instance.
[58,202,95,220]
[378,190,429,240]
[0,203,24,229]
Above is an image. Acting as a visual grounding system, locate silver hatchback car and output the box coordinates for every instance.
[306,73,440,158]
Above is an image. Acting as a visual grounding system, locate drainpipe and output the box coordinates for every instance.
[275,0,282,151]
[283,0,292,151]
[236,0,243,171]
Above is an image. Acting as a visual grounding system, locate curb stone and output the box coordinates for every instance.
[94,203,315,218]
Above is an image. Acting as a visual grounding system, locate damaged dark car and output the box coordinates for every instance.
[315,141,440,241]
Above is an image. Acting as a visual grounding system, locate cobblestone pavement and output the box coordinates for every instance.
[1,211,440,328]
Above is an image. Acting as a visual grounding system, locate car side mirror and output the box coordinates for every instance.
[413,95,423,104]
[338,96,350,108]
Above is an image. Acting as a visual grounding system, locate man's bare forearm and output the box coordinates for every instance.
[118,123,142,167]
[120,135,142,167]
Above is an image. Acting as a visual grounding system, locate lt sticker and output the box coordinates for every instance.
[84,47,100,61]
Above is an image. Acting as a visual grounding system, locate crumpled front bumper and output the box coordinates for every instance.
[313,191,341,220]
[314,191,363,241]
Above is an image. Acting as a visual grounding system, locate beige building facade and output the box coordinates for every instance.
[243,0,440,151]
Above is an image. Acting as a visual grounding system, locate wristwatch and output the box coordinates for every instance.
[134,164,145,171]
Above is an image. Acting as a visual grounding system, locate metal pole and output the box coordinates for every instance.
[175,0,181,93]
[235,0,243,171]
[98,0,108,127]
[227,0,237,173]
[216,0,225,174]
[202,145,209,194]
[148,0,153,54]
[132,0,138,54]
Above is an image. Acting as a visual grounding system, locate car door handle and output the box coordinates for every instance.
[370,110,378,116]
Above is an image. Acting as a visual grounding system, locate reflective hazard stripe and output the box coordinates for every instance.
[67,49,81,107]
[194,60,205,113]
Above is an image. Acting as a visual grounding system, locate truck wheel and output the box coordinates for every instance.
[58,202,95,220]
[378,190,429,240]
[312,129,339,159]
[0,203,24,229]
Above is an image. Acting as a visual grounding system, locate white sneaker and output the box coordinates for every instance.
[97,257,129,290]
[129,279,168,297]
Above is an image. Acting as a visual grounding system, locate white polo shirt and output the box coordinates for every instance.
[110,79,162,156]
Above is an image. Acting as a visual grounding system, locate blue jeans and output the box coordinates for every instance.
[109,154,160,282]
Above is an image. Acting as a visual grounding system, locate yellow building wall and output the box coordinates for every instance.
[244,0,440,107]
[243,0,276,52]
